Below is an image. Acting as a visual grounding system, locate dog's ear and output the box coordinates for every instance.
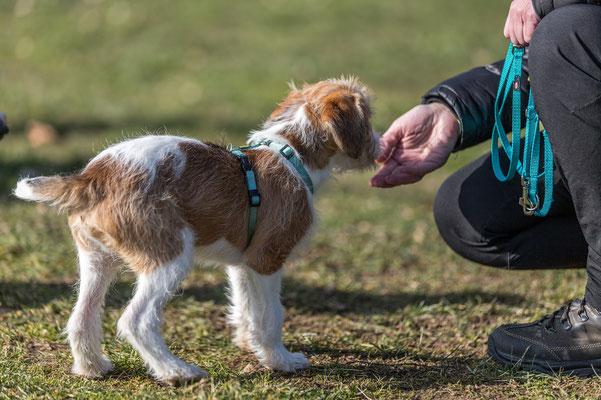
[320,90,366,159]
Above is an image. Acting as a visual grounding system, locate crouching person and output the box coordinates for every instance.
[371,0,601,376]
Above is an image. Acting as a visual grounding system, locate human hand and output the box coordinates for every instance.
[503,0,541,47]
[369,103,459,188]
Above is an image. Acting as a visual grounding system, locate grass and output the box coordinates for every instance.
[0,0,598,398]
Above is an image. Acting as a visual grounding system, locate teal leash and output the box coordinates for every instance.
[491,43,554,217]
[229,139,314,246]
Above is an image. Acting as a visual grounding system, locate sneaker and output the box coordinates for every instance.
[488,298,601,376]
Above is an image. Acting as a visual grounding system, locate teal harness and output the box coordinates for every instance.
[491,43,554,217]
[229,139,314,246]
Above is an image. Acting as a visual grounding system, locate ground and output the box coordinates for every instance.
[1,1,600,399]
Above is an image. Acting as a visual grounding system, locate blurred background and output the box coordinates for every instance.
[1,0,508,168]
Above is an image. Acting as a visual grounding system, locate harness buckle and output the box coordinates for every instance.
[248,189,261,206]
[239,156,252,171]
[279,144,294,159]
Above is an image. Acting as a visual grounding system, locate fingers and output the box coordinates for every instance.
[370,158,423,188]
[512,15,525,46]
[376,133,396,163]
[523,22,535,45]
[371,165,422,188]
[522,12,539,44]
[503,10,511,39]
[504,0,540,46]
[369,159,399,187]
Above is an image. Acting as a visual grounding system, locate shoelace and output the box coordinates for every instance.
[541,298,588,333]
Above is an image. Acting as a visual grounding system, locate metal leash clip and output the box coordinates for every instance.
[519,177,539,216]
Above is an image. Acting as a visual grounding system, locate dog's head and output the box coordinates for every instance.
[255,77,379,171]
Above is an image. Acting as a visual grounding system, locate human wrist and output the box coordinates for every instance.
[428,101,462,141]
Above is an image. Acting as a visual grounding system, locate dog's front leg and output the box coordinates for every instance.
[234,266,309,371]
[226,266,252,351]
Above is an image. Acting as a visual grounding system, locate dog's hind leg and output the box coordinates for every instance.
[116,227,207,385]
[236,266,310,371]
[67,241,117,378]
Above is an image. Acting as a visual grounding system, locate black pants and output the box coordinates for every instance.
[434,5,601,309]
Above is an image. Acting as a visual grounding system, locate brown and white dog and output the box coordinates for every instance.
[14,77,379,385]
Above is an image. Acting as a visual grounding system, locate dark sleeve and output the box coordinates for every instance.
[0,113,8,140]
[421,51,531,152]
[533,0,601,18]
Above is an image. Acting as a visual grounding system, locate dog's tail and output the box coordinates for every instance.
[14,175,92,213]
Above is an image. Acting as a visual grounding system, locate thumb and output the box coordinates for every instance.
[376,131,397,163]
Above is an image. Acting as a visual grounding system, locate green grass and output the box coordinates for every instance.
[0,1,597,398]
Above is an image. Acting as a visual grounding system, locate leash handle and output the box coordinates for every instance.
[491,45,524,182]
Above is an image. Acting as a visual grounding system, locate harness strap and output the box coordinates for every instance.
[230,147,261,246]
[491,43,554,217]
[260,140,314,194]
[228,139,314,247]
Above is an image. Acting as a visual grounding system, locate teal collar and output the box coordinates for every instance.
[228,139,314,247]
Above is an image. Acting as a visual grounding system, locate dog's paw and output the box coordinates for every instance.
[264,352,310,372]
[233,330,252,352]
[157,363,208,386]
[72,354,114,378]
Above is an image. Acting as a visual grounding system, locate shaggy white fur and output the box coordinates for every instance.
[14,178,38,201]
[116,227,207,383]
[226,266,309,371]
[92,135,203,182]
[66,243,117,377]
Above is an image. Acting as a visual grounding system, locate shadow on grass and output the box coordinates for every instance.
[0,280,135,311]
[1,278,522,389]
[267,350,508,391]
[236,343,519,391]
[0,277,525,315]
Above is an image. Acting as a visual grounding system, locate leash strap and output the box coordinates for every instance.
[491,43,554,217]
[229,139,314,247]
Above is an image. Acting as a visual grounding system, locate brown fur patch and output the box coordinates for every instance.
[62,141,312,276]
[263,78,377,170]
[67,156,186,273]
[177,142,313,274]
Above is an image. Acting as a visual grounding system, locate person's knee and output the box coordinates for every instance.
[529,5,601,136]
[433,176,457,239]
[433,175,480,253]
[433,171,510,269]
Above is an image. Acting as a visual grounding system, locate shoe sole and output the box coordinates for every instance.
[487,335,601,377]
